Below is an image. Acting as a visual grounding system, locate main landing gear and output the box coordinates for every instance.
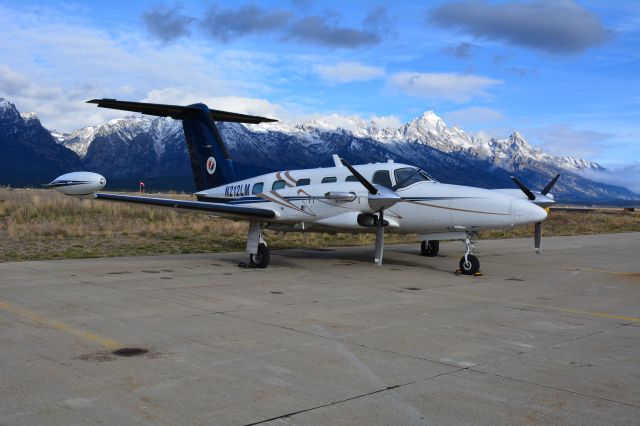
[246,222,270,268]
[458,233,480,275]
[420,240,440,257]
[250,243,270,268]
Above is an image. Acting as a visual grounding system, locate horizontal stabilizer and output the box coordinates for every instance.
[87,99,278,124]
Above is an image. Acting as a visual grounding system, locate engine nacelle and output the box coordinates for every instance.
[47,172,106,196]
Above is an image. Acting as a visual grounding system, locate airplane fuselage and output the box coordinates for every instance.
[194,161,547,234]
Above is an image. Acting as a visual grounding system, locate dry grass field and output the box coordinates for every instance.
[1,188,638,262]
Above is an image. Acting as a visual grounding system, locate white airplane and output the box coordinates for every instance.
[47,99,558,275]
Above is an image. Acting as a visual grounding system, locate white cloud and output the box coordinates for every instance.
[387,72,502,103]
[525,124,612,159]
[144,88,285,120]
[296,113,401,131]
[314,61,385,83]
[0,64,63,100]
[580,163,640,194]
[368,115,403,129]
[0,6,284,131]
[443,107,505,125]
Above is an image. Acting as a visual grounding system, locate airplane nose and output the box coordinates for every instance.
[515,199,547,223]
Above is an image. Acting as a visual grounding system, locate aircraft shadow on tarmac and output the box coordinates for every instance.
[261,246,456,273]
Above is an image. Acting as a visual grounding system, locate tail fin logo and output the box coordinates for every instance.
[206,157,217,175]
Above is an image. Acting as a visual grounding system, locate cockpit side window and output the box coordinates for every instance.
[272,180,286,190]
[393,167,432,189]
[372,170,393,189]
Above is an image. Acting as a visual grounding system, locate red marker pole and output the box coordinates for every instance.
[139,181,145,194]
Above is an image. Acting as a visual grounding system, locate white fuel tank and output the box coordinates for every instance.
[47,172,106,196]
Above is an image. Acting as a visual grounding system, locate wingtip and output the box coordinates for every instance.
[86,98,117,104]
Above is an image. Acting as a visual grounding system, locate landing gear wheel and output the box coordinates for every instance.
[250,243,270,268]
[420,240,439,257]
[459,254,480,275]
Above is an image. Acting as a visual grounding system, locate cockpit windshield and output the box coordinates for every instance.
[393,167,435,189]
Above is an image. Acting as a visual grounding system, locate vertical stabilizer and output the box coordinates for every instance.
[86,99,277,191]
[181,104,236,191]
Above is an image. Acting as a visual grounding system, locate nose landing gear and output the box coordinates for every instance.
[458,234,480,275]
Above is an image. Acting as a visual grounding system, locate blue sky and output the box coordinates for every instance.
[0,1,638,173]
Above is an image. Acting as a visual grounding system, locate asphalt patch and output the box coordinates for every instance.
[112,348,149,357]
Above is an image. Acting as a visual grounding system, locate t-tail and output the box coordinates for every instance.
[86,99,277,191]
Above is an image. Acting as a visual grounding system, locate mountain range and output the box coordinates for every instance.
[1,97,637,203]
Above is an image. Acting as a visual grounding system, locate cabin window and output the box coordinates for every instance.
[296,178,311,186]
[272,180,286,190]
[252,182,264,194]
[345,175,358,182]
[321,176,337,183]
[393,167,432,189]
[372,170,393,189]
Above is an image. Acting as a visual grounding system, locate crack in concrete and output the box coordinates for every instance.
[471,369,640,409]
[468,323,640,409]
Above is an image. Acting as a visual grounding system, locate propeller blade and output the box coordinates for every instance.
[511,176,536,201]
[374,211,384,266]
[340,158,378,195]
[534,221,542,254]
[541,174,560,195]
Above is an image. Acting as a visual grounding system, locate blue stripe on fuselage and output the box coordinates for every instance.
[196,194,472,207]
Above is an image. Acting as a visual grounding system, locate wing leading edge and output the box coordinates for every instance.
[95,193,276,219]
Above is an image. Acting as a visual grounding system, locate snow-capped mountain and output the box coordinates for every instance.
[59,116,184,157]
[327,111,603,173]
[0,99,80,185]
[60,110,604,174]
[48,109,633,201]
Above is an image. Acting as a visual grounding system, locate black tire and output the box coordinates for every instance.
[250,243,270,268]
[420,240,439,257]
[459,254,480,275]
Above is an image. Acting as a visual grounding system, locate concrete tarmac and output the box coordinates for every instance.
[1,233,639,425]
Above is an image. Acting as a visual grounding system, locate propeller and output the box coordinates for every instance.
[375,210,385,265]
[340,158,378,195]
[510,176,535,200]
[340,158,401,266]
[541,174,560,195]
[510,174,561,254]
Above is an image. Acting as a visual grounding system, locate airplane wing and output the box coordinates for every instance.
[95,193,276,220]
